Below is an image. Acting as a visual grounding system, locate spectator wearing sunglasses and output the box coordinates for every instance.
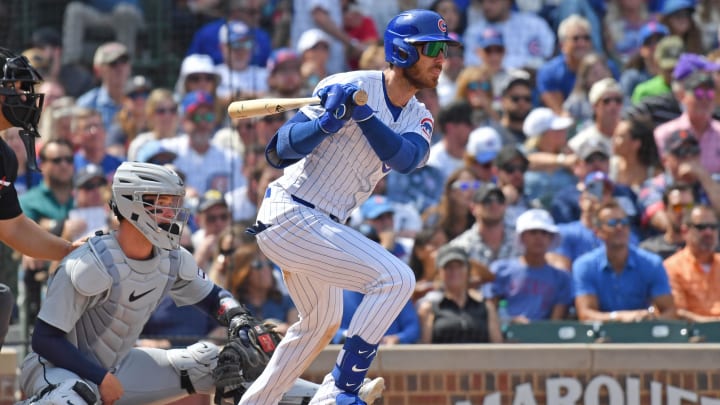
[69,108,124,183]
[106,75,153,156]
[654,54,720,174]
[127,89,180,162]
[497,70,533,144]
[449,183,520,268]
[664,205,720,322]
[63,164,112,242]
[538,15,620,115]
[494,145,533,228]
[640,183,695,259]
[463,126,502,183]
[161,91,245,196]
[76,42,132,146]
[192,189,233,272]
[569,78,624,154]
[638,129,720,234]
[573,199,676,322]
[422,167,481,241]
[473,27,508,107]
[454,66,503,128]
[216,21,269,104]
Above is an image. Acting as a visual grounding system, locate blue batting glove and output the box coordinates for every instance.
[318,111,346,133]
[352,104,374,122]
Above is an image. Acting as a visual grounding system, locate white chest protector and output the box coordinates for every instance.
[62,234,202,369]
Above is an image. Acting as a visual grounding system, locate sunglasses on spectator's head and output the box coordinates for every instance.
[419,41,448,58]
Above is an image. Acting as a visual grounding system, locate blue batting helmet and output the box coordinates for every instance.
[384,9,459,68]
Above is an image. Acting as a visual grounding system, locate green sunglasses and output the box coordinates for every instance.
[191,112,216,123]
[419,42,448,58]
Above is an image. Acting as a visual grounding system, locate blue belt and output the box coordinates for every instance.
[291,194,341,223]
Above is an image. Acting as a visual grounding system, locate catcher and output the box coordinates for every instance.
[16,162,311,405]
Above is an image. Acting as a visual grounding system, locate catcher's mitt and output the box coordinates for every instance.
[213,316,283,404]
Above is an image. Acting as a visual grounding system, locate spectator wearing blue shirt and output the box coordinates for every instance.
[483,209,573,322]
[553,183,640,271]
[573,199,676,322]
[537,15,619,114]
[332,290,420,345]
[185,0,272,67]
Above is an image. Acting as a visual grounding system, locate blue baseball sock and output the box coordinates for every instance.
[331,335,378,394]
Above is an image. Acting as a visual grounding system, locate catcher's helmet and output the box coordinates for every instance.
[384,9,459,68]
[0,47,44,132]
[111,162,189,250]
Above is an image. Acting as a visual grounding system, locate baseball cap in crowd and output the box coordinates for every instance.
[522,107,573,138]
[31,27,62,48]
[515,208,560,248]
[588,78,623,105]
[665,129,700,155]
[136,140,178,164]
[661,0,696,16]
[436,244,469,269]
[478,27,504,49]
[266,48,301,74]
[360,195,394,220]
[577,137,611,161]
[639,21,669,45]
[93,41,129,67]
[466,127,502,164]
[198,189,228,213]
[219,21,254,49]
[683,71,716,92]
[297,29,332,54]
[181,91,214,115]
[498,69,532,96]
[672,53,720,81]
[124,75,153,98]
[472,182,504,203]
[654,36,684,71]
[495,144,529,169]
[74,164,107,189]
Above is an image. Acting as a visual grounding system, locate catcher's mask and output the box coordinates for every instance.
[0,47,45,171]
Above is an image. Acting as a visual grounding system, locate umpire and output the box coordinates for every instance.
[0,47,82,348]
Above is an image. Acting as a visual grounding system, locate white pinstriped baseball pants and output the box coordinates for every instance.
[238,186,415,404]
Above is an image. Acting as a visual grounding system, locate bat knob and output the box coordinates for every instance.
[352,89,368,106]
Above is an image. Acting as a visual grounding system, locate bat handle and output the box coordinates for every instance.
[352,89,368,106]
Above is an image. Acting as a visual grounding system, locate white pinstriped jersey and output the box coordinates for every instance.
[275,70,434,222]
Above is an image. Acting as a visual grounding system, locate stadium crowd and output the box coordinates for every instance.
[4,0,720,348]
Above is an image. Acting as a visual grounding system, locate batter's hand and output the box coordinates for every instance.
[99,372,123,405]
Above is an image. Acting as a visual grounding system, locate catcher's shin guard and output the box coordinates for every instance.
[167,341,219,394]
[331,335,378,394]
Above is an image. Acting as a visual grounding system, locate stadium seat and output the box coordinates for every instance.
[595,320,691,343]
[689,321,720,343]
[504,321,598,343]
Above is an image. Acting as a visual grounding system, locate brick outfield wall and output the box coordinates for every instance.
[3,345,720,405]
[302,344,720,405]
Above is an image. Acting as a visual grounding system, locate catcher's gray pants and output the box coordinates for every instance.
[20,347,205,405]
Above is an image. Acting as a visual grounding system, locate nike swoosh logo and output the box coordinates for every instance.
[351,364,369,372]
[129,288,156,302]
[345,382,357,387]
[381,163,391,173]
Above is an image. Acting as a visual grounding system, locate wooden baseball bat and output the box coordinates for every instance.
[227,89,368,119]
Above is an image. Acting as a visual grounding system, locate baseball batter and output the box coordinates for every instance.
[16,162,306,405]
[241,9,459,405]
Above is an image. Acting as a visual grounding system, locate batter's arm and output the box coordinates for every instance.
[356,115,429,173]
[0,214,74,260]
